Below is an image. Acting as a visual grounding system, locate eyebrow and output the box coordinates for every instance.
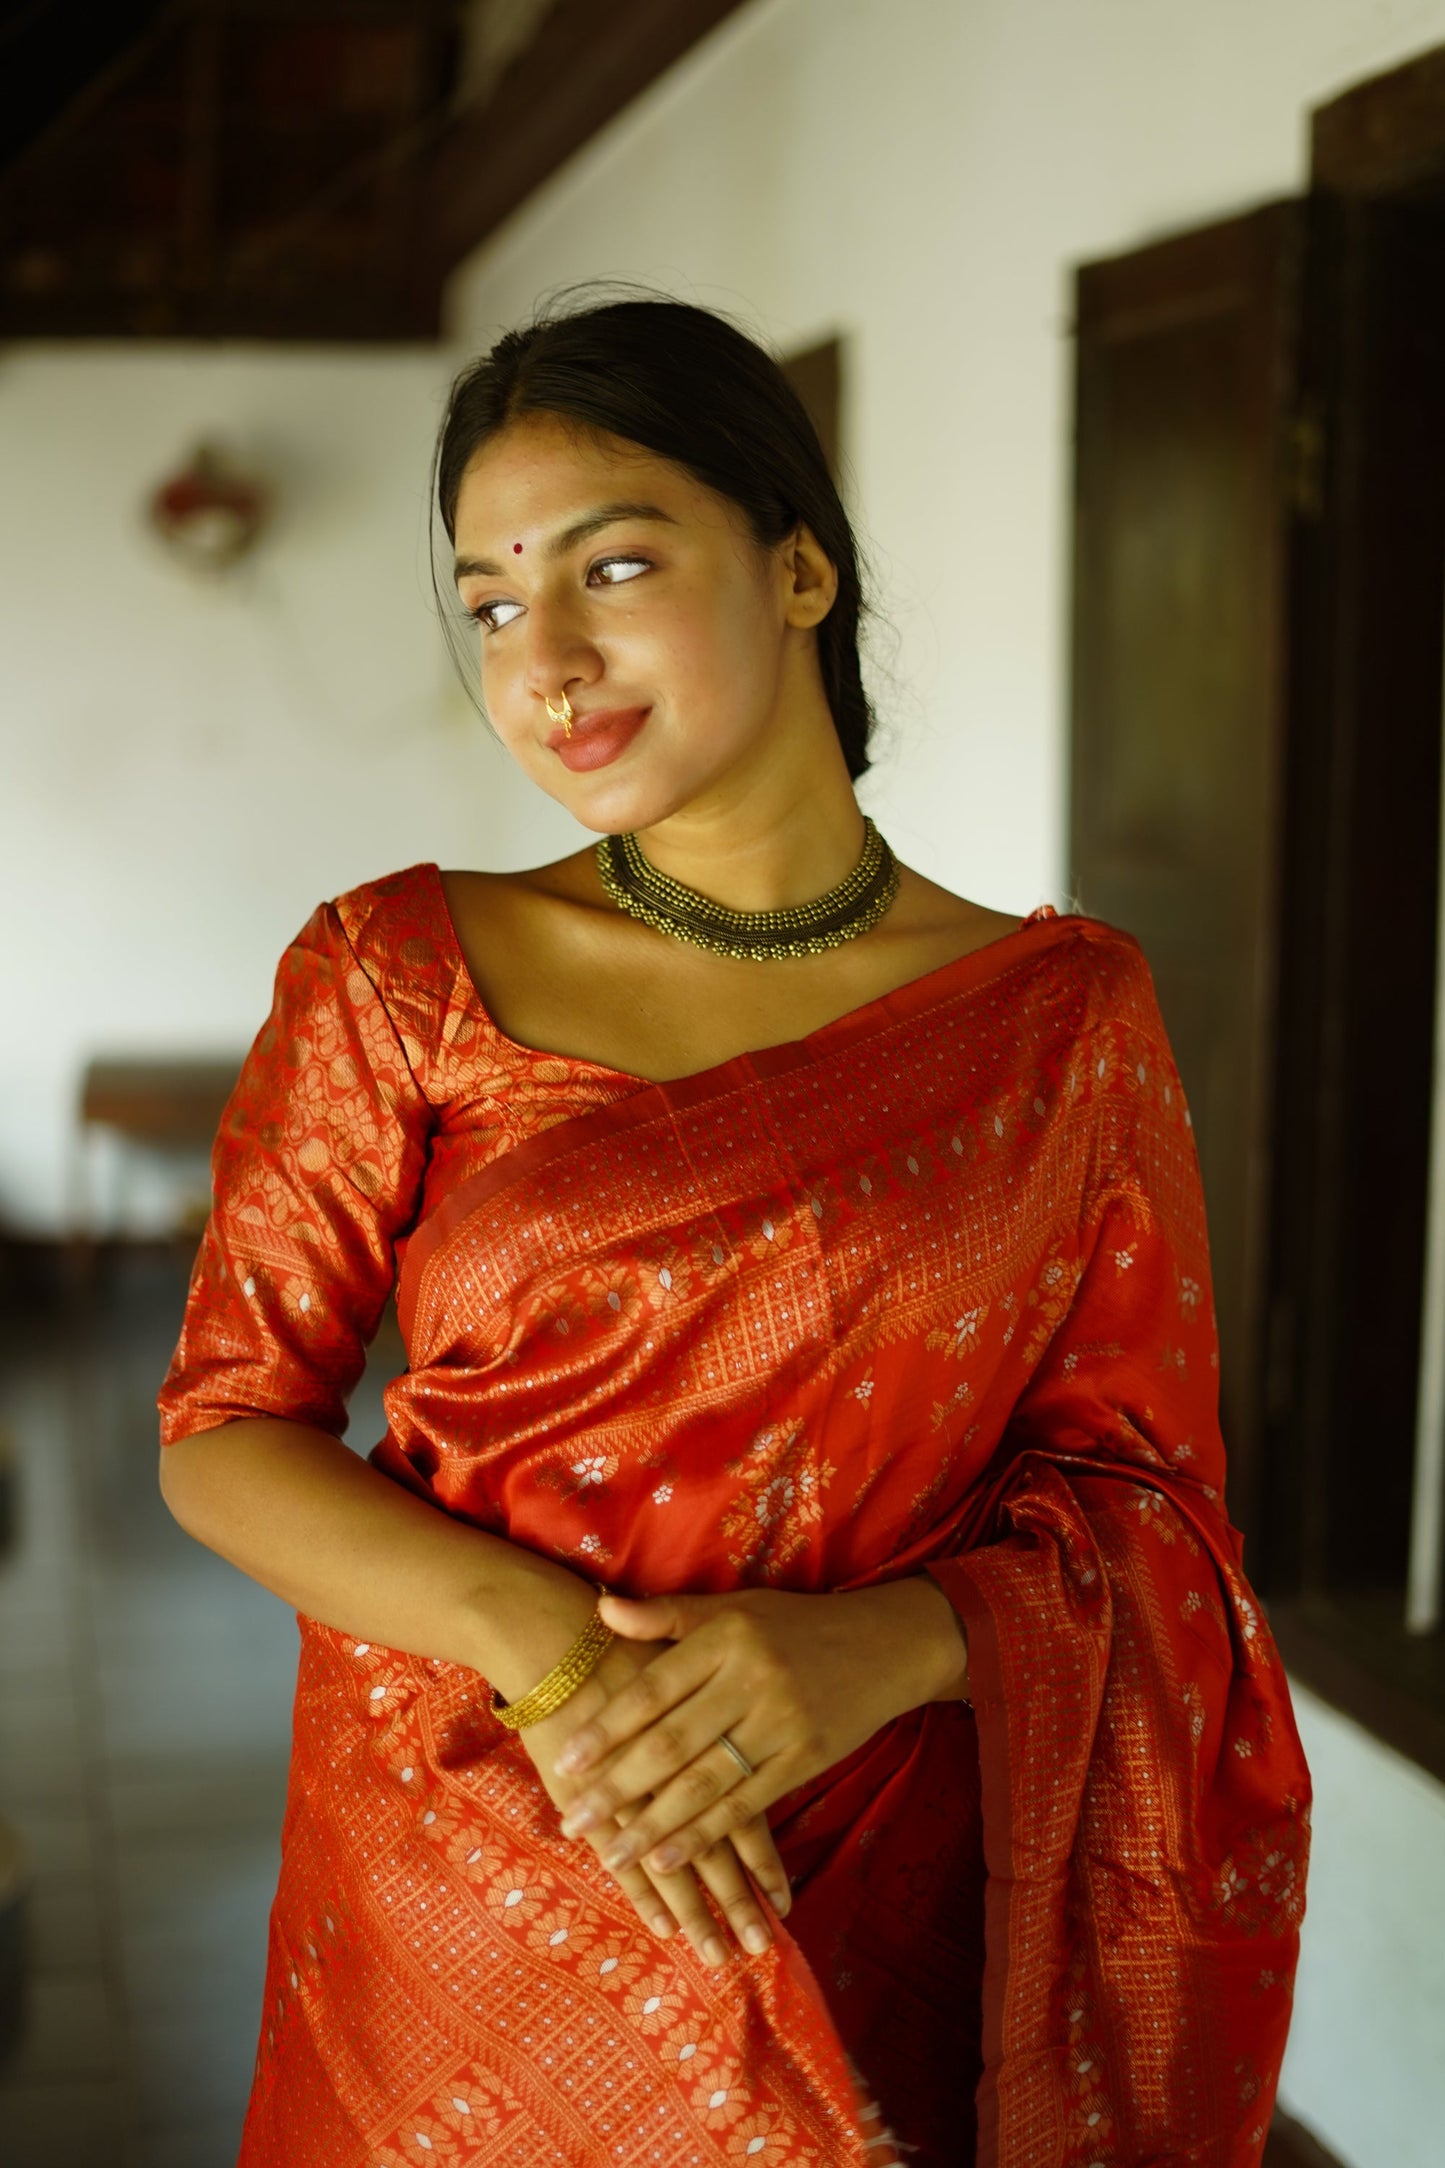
[453,501,682,583]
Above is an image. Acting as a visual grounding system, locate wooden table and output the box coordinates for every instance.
[80,1059,242,1147]
[72,1056,244,1257]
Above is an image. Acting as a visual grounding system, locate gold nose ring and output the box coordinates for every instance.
[543,691,574,739]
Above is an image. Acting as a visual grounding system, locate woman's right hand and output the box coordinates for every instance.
[518,1634,792,1969]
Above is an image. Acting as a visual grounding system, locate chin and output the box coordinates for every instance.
[561,798,627,838]
[553,765,717,840]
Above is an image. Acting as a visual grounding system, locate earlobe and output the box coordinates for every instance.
[792,588,834,628]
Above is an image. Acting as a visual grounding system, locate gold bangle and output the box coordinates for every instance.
[490,1606,614,1731]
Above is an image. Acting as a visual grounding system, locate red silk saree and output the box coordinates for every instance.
[159,862,1310,2167]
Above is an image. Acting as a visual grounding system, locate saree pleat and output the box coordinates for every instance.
[159,862,1309,2167]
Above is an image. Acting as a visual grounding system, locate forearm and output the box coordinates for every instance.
[158,1416,591,1700]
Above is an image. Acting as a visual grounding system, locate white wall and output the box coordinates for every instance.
[0,347,585,1235]
[1283,1685,1445,2168]
[440,3,1445,2160]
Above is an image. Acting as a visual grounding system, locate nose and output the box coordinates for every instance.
[519,591,599,707]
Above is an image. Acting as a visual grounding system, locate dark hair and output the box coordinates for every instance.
[432,284,877,781]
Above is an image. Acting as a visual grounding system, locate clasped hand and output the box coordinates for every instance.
[552,1578,968,1883]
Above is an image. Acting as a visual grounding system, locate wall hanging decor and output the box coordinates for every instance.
[147,441,271,570]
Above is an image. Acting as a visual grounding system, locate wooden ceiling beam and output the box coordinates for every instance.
[423,0,752,279]
[177,1,223,297]
[0,272,433,341]
[0,0,188,209]
[0,0,754,340]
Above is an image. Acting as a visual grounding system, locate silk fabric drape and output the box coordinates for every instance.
[160,863,1309,2166]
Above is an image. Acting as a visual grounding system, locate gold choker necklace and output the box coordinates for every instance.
[594,817,900,961]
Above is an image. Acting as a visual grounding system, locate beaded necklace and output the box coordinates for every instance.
[594,816,900,961]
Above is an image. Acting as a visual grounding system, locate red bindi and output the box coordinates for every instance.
[512,542,523,553]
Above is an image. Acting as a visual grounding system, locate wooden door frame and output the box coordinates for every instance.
[1312,45,1445,199]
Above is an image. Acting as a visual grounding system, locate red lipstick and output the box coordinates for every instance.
[550,705,650,772]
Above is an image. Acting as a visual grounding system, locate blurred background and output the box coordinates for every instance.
[2,1,1444,2162]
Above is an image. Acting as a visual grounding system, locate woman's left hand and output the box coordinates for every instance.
[550,1578,970,1879]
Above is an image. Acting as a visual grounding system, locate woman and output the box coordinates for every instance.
[158,294,1310,2168]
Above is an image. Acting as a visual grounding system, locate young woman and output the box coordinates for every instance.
[158,294,1310,2168]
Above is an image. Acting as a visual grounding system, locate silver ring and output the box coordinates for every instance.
[716,1732,754,1780]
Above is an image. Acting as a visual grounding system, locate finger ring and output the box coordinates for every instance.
[716,1732,754,1779]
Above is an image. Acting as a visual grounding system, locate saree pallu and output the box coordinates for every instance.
[159,863,1310,2168]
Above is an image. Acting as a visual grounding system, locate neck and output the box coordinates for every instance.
[632,712,867,914]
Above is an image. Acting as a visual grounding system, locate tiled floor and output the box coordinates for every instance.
[0,1250,396,2168]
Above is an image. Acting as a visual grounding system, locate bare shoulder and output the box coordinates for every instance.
[892,862,1027,956]
[440,848,597,909]
[436,852,619,1023]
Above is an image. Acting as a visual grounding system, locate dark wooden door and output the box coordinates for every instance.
[1264,188,1445,1604]
[781,336,843,481]
[1069,204,1307,1567]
